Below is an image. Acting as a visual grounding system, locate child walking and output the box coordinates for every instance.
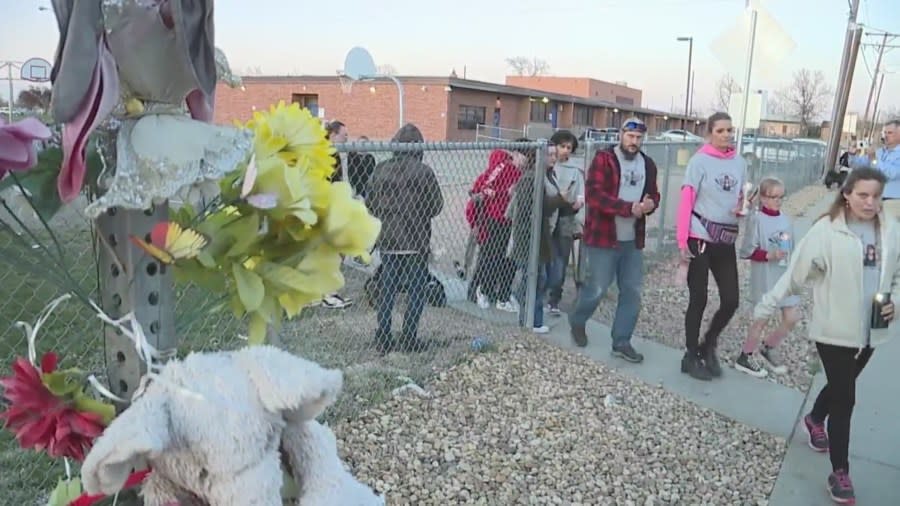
[736,177,801,377]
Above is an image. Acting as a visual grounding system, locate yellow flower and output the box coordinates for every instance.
[322,182,381,256]
[245,101,335,180]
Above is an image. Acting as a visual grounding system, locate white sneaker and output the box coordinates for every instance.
[475,287,490,309]
[532,325,550,334]
[496,301,517,313]
[322,293,352,309]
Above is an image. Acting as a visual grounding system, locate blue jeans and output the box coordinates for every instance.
[376,253,428,340]
[568,241,643,347]
[546,231,574,306]
[515,264,546,328]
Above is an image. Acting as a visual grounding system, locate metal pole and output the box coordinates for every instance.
[656,142,673,250]
[385,75,405,128]
[690,70,696,117]
[6,63,13,122]
[867,72,886,141]
[862,33,889,134]
[824,22,864,177]
[735,7,758,155]
[524,141,547,329]
[683,38,693,137]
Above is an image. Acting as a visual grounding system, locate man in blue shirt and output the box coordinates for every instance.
[853,120,900,218]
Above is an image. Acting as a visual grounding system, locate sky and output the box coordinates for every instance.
[2,0,898,120]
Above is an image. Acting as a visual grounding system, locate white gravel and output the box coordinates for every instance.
[334,337,785,505]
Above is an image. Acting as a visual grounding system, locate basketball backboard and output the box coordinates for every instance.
[342,47,377,80]
[20,57,52,83]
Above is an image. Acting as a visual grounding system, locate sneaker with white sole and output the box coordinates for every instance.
[759,345,788,375]
[735,352,769,378]
[475,287,490,309]
[532,325,550,334]
[496,301,518,313]
[321,293,352,309]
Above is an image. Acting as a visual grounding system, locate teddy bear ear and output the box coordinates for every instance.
[234,346,343,421]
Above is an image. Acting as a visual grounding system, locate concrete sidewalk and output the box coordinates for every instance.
[538,191,900,504]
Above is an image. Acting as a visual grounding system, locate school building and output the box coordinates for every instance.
[213,75,705,142]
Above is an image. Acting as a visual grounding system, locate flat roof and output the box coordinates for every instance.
[237,75,703,122]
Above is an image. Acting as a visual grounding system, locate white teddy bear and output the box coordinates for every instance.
[80,345,384,506]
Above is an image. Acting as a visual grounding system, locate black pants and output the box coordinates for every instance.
[810,342,874,472]
[685,239,740,353]
[469,219,515,303]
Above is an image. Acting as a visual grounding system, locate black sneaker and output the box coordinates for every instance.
[702,347,723,378]
[612,343,644,363]
[826,469,855,504]
[735,352,768,378]
[571,324,588,347]
[398,336,432,353]
[803,414,830,452]
[681,351,713,381]
[375,333,395,355]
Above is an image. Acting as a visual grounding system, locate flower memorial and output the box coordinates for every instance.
[159,101,381,344]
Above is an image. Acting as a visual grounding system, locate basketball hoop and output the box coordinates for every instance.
[338,74,354,95]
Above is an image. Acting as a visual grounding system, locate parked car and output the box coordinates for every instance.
[658,129,704,142]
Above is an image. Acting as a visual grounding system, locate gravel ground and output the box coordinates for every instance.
[334,336,784,505]
[591,184,834,391]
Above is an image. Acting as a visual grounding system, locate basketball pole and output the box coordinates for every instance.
[1,61,18,122]
[362,74,404,129]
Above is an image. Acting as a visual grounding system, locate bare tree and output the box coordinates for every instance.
[505,57,550,77]
[774,69,833,136]
[376,64,398,76]
[714,74,742,112]
[242,66,264,76]
[16,86,52,111]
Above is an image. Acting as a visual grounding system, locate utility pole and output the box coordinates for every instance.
[867,72,887,141]
[823,0,863,177]
[862,33,895,133]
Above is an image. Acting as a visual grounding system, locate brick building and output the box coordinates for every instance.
[504,76,642,106]
[214,75,703,142]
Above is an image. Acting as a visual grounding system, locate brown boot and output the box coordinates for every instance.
[571,324,588,347]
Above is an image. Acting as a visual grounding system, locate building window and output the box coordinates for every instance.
[530,101,550,122]
[615,96,635,106]
[292,93,319,117]
[457,105,486,130]
[574,105,593,126]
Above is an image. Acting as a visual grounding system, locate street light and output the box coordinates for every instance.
[677,36,693,139]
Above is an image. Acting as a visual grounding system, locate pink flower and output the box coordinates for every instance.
[0,117,52,179]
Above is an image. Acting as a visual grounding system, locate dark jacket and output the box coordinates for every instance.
[328,151,343,183]
[582,146,660,250]
[508,168,566,265]
[367,124,444,254]
[347,151,376,198]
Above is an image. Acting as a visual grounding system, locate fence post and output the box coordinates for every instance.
[94,123,178,410]
[656,143,673,251]
[524,141,548,329]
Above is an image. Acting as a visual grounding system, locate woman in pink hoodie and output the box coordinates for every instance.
[465,149,523,309]
[676,112,749,381]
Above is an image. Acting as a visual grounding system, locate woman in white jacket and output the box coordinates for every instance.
[753,168,900,505]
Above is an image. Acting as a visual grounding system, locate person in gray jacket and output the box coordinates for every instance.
[366,123,444,354]
[546,130,585,314]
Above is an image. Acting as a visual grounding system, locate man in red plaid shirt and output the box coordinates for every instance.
[568,117,661,363]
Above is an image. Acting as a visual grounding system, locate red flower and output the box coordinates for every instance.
[0,353,106,461]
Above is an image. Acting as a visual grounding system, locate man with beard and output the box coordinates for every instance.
[568,117,660,363]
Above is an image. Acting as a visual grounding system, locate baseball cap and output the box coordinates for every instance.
[621,117,647,133]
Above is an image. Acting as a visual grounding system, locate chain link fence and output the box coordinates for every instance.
[0,139,554,503]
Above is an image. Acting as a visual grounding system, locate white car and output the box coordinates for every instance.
[658,129,704,142]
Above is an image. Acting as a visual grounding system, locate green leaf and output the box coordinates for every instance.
[224,213,261,257]
[248,313,267,345]
[0,147,64,221]
[73,394,116,425]
[232,263,264,312]
[256,262,307,292]
[45,477,82,506]
[41,371,80,397]
[196,250,217,269]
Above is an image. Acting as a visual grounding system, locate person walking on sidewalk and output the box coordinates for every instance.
[546,130,585,315]
[568,117,660,363]
[735,176,801,378]
[676,112,748,380]
[753,168,900,505]
[851,119,899,220]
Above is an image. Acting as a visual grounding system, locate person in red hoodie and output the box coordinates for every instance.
[466,148,523,310]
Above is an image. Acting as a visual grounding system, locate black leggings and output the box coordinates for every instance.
[470,219,515,303]
[685,239,740,353]
[810,343,874,472]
